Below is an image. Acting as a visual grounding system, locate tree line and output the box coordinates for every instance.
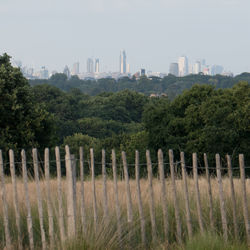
[1,53,249,173]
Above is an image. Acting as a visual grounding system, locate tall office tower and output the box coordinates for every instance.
[63,65,71,79]
[140,68,146,76]
[178,56,188,76]
[211,65,224,75]
[87,58,94,73]
[72,62,80,75]
[40,66,49,79]
[95,59,100,73]
[193,61,201,74]
[169,63,179,76]
[120,50,127,73]
[127,63,130,73]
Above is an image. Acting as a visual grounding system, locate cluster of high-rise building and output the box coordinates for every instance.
[169,56,231,77]
[13,51,233,80]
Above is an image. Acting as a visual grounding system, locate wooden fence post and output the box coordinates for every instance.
[169,149,182,244]
[122,151,133,223]
[79,147,86,232]
[216,154,228,242]
[135,150,146,246]
[112,149,122,240]
[44,148,54,248]
[158,149,169,241]
[204,153,214,230]
[71,154,77,224]
[239,154,250,246]
[102,149,108,219]
[180,152,192,239]
[90,148,98,230]
[32,148,47,250]
[55,146,66,243]
[21,150,34,250]
[0,150,11,249]
[9,149,22,249]
[65,145,76,238]
[146,150,157,242]
[226,154,238,240]
[193,153,204,234]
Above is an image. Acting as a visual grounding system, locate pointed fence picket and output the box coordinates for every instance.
[0,146,249,248]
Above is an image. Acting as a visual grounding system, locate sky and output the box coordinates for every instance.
[1,0,250,74]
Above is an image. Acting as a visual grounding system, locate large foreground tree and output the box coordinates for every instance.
[0,53,55,152]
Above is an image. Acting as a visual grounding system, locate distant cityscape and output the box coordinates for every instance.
[12,50,234,80]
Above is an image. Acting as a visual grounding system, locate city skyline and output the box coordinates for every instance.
[16,52,235,80]
[1,0,250,75]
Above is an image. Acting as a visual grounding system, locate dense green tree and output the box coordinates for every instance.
[0,53,55,152]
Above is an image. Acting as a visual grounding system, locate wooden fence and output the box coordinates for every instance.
[0,146,249,249]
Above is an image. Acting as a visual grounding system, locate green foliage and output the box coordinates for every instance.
[0,53,55,152]
[143,82,250,166]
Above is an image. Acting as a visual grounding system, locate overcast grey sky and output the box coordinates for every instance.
[1,0,249,74]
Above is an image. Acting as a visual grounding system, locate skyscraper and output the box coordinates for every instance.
[95,59,100,73]
[87,58,94,73]
[211,65,224,75]
[120,50,127,74]
[193,61,201,74]
[178,56,188,77]
[63,65,71,79]
[72,62,79,75]
[169,63,179,76]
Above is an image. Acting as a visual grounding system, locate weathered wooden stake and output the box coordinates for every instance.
[216,154,228,242]
[9,149,22,249]
[169,149,182,244]
[102,149,108,219]
[204,153,214,230]
[158,149,169,241]
[32,148,47,250]
[122,151,133,223]
[226,155,238,240]
[90,148,98,230]
[193,153,204,234]
[135,150,146,246]
[181,152,192,239]
[239,154,250,246]
[112,149,122,240]
[55,146,66,243]
[79,147,86,232]
[146,150,157,241]
[0,150,11,249]
[65,145,76,238]
[21,150,34,250]
[44,148,54,248]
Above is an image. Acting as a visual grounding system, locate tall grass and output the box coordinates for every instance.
[0,176,249,249]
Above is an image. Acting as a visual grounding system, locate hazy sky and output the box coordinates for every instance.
[1,0,250,74]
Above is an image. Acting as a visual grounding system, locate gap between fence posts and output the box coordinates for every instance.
[21,149,34,250]
[0,150,11,249]
[158,149,169,242]
[135,150,146,246]
[193,153,204,234]
[216,154,228,242]
[112,149,122,240]
[239,154,250,247]
[122,151,133,223]
[79,147,86,232]
[102,149,108,219]
[146,150,157,242]
[33,148,47,250]
[204,153,214,230]
[55,146,66,244]
[180,152,192,239]
[90,148,98,231]
[226,154,238,240]
[65,145,76,238]
[45,148,54,249]
[169,149,182,244]
[9,149,22,250]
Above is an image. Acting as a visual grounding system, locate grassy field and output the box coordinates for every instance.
[0,176,249,249]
